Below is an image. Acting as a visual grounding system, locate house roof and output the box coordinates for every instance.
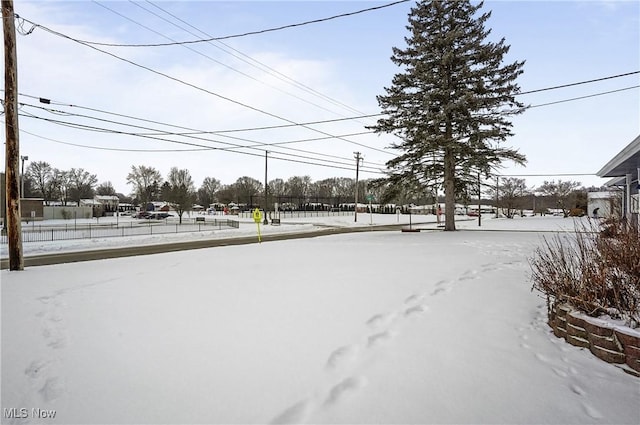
[95,195,119,201]
[596,134,640,179]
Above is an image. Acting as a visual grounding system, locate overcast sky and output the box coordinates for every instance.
[3,0,639,194]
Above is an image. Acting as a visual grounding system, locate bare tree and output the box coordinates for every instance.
[25,161,57,204]
[166,167,196,224]
[284,176,312,200]
[197,177,221,207]
[486,177,527,218]
[537,180,581,217]
[127,165,163,209]
[232,176,263,205]
[56,170,71,206]
[96,181,117,196]
[68,168,98,205]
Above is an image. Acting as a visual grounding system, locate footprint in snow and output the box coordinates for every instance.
[534,353,550,363]
[581,402,602,419]
[25,360,50,379]
[404,293,425,305]
[39,377,65,402]
[270,399,313,424]
[458,271,478,281]
[404,304,429,317]
[47,335,68,350]
[552,367,568,378]
[325,345,359,371]
[367,331,393,348]
[324,377,366,405]
[430,286,451,296]
[570,383,586,396]
[365,313,395,329]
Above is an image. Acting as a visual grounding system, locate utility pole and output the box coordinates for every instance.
[477,171,481,227]
[263,151,268,225]
[3,0,24,270]
[495,176,499,219]
[354,152,361,223]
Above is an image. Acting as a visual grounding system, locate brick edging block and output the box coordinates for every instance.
[548,303,640,375]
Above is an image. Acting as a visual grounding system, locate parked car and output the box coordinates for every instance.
[150,212,172,219]
[135,211,152,219]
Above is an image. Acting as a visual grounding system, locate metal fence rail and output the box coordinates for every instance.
[237,210,353,219]
[0,219,239,244]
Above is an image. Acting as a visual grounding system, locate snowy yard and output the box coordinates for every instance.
[1,216,639,424]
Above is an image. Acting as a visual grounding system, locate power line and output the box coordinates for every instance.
[518,71,639,95]
[19,15,394,156]
[51,0,410,47]
[142,0,374,120]
[17,101,388,167]
[11,91,383,133]
[12,121,386,175]
[526,85,638,109]
[93,0,361,120]
[16,110,387,173]
[497,173,596,177]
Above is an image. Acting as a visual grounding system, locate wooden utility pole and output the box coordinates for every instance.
[477,171,481,227]
[3,0,24,270]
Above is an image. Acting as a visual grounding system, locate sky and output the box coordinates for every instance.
[2,0,639,195]
[2,215,640,423]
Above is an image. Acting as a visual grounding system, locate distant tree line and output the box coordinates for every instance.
[22,161,606,219]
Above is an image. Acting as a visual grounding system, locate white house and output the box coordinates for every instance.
[596,134,639,223]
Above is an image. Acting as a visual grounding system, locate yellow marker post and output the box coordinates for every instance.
[252,208,263,242]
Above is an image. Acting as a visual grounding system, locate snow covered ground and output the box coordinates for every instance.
[2,215,639,424]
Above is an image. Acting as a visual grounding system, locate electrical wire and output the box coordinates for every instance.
[141,0,375,121]
[12,120,386,175]
[61,0,410,47]
[19,15,394,156]
[12,91,384,133]
[517,71,639,96]
[18,101,387,167]
[17,110,387,173]
[93,0,362,120]
[525,85,638,109]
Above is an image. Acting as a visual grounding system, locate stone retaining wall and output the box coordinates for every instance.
[549,303,640,377]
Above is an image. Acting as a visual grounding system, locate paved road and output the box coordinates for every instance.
[1,223,431,270]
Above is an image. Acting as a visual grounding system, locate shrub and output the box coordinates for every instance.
[530,217,639,328]
[61,209,72,220]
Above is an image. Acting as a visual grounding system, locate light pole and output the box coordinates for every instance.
[354,152,362,222]
[20,155,28,198]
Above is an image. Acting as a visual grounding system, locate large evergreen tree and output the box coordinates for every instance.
[371,0,526,230]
